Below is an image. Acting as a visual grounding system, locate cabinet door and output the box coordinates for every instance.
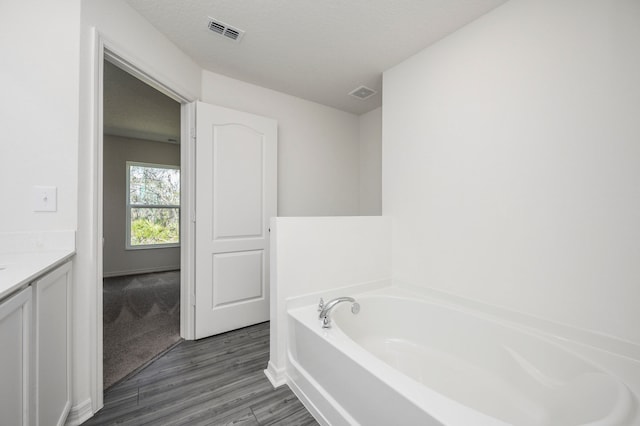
[33,261,72,426]
[0,286,32,426]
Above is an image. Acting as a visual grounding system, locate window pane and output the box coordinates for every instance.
[129,165,180,206]
[130,208,180,246]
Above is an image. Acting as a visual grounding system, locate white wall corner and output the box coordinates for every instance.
[358,107,383,216]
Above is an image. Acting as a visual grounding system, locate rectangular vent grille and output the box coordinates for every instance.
[207,18,245,42]
[349,86,377,100]
[225,28,240,40]
[208,21,225,34]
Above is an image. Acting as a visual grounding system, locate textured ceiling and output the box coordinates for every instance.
[104,60,181,143]
[125,0,508,115]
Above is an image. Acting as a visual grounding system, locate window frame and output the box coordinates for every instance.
[125,161,181,250]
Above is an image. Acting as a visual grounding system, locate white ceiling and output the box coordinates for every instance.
[104,60,181,143]
[125,0,508,115]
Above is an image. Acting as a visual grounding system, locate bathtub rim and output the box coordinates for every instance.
[287,300,512,426]
[393,282,640,363]
[269,282,640,425]
[328,292,638,425]
[287,287,639,425]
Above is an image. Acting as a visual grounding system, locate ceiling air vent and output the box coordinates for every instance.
[207,17,245,42]
[349,85,377,100]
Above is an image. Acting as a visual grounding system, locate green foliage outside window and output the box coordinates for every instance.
[131,208,180,245]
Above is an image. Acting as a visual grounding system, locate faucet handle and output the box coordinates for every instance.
[322,315,331,329]
[317,298,324,312]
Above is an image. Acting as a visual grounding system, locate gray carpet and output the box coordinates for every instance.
[103,271,181,390]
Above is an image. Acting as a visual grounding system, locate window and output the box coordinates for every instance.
[126,162,180,249]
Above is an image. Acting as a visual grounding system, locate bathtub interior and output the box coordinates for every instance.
[328,294,637,426]
[287,304,510,426]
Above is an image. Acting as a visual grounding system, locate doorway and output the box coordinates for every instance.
[102,59,183,388]
[91,39,274,410]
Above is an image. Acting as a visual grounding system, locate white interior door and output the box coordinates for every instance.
[195,101,277,339]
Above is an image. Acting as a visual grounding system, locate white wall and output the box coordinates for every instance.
[201,71,360,217]
[0,0,80,232]
[77,0,201,418]
[267,216,391,385]
[383,0,640,345]
[103,136,180,276]
[358,107,382,215]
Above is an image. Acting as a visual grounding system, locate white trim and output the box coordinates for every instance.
[125,243,181,251]
[103,266,180,278]
[64,398,93,426]
[264,361,287,388]
[88,29,198,417]
[103,48,195,104]
[92,28,104,412]
[180,101,196,340]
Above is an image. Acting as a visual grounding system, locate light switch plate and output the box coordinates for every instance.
[33,186,57,212]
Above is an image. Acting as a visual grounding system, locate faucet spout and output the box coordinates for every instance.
[318,297,360,328]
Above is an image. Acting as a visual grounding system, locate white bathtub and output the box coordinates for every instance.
[286,289,638,425]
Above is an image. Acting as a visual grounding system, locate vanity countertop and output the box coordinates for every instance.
[0,231,76,301]
[0,250,75,301]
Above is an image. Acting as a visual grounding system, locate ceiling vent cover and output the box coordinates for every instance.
[207,17,245,42]
[349,86,377,100]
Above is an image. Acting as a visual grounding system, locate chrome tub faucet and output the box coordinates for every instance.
[317,297,360,328]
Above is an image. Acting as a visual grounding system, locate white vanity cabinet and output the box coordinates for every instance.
[0,259,72,426]
[0,286,32,426]
[32,261,72,426]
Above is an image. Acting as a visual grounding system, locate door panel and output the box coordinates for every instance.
[212,125,264,239]
[212,250,264,306]
[195,101,277,339]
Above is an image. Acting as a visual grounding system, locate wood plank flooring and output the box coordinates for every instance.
[83,322,319,426]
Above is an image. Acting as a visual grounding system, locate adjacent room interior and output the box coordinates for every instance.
[102,60,182,389]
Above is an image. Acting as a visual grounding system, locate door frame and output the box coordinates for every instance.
[89,30,197,410]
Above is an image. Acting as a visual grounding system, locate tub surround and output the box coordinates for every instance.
[269,216,640,425]
[0,230,76,300]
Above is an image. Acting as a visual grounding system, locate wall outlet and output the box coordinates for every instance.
[33,186,57,212]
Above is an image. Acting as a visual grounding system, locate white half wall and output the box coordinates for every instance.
[383,0,640,345]
[266,216,391,385]
[201,71,360,217]
[0,0,80,232]
[358,107,382,215]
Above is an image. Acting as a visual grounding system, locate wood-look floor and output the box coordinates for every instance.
[83,322,319,426]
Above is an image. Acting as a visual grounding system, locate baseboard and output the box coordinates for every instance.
[264,361,287,388]
[65,398,93,426]
[103,266,180,278]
